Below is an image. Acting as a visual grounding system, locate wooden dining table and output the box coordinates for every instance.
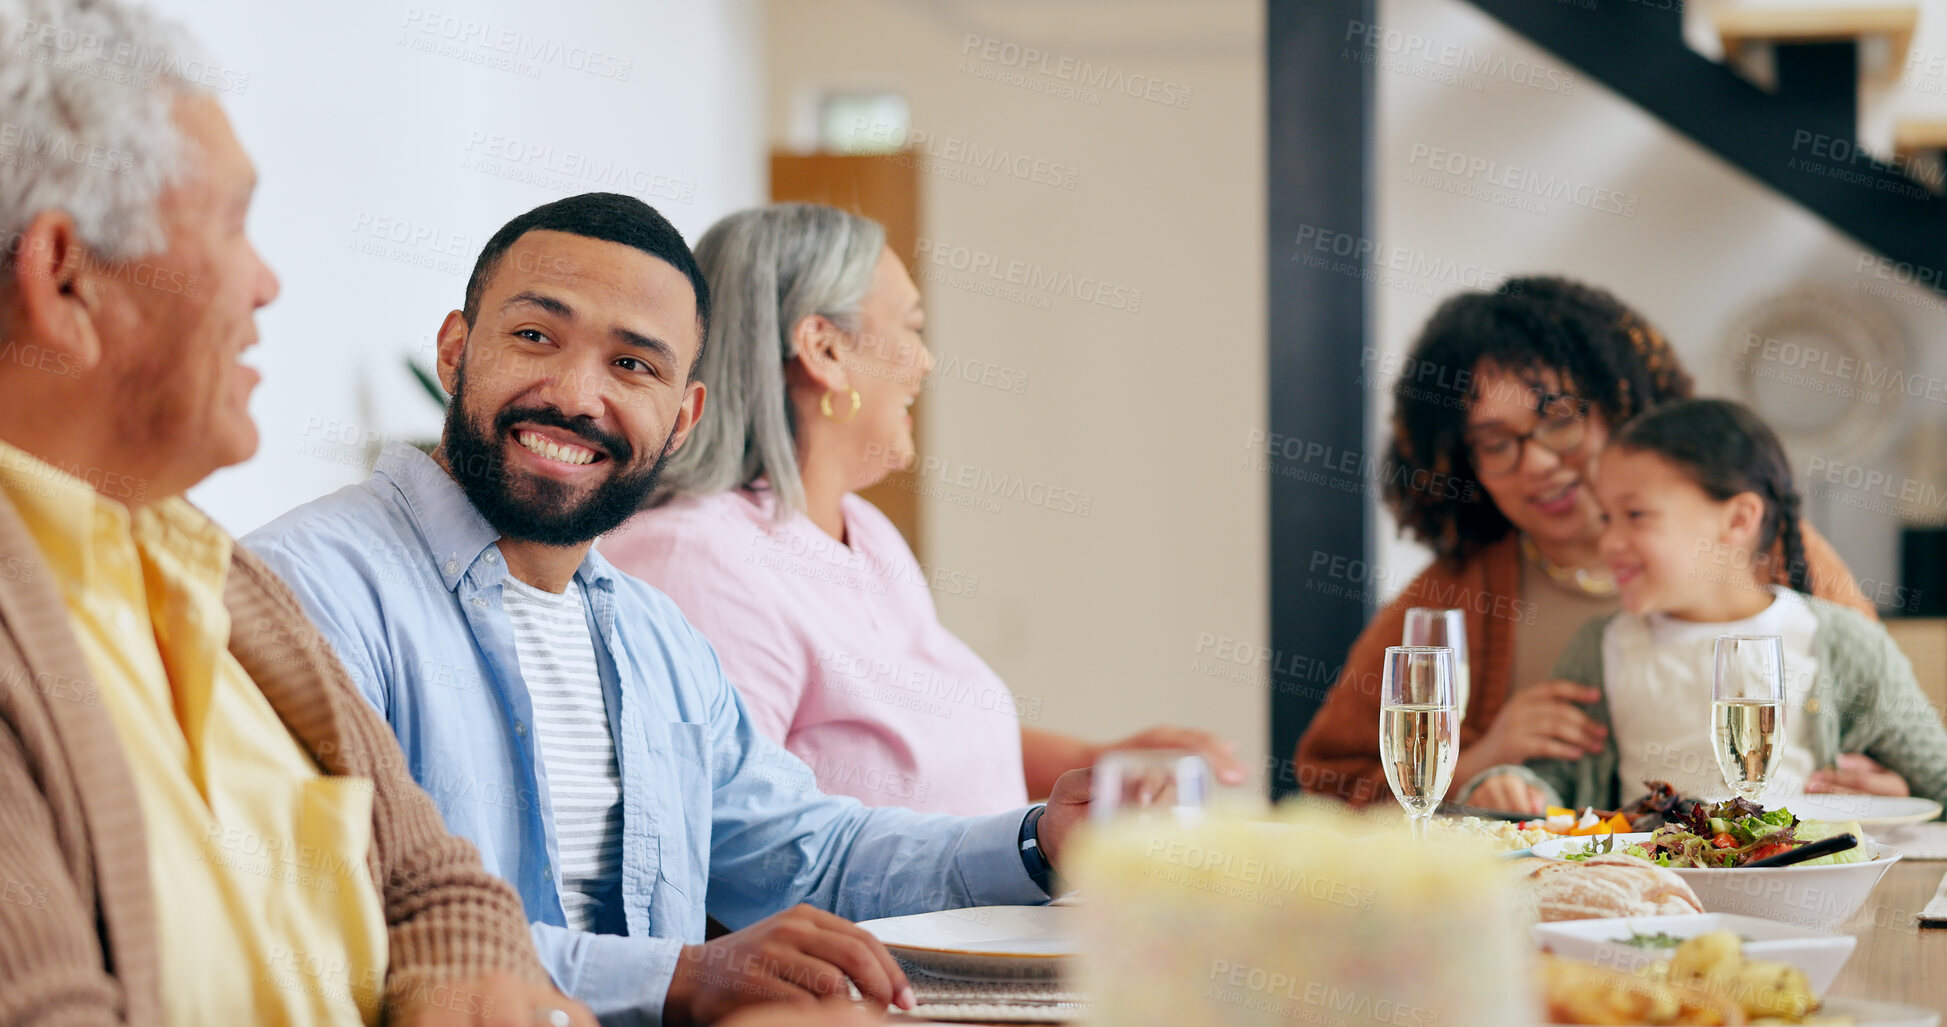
[931,859,1947,1025]
[1826,859,1947,1009]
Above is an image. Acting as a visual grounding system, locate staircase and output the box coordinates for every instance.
[1459,1,1947,293]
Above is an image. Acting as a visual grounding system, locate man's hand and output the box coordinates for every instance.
[1035,769,1094,870]
[664,904,913,1027]
[387,971,594,1027]
[1806,752,1911,796]
[1467,772,1548,816]
[1099,726,1248,786]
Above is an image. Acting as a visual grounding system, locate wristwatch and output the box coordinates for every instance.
[1017,803,1057,895]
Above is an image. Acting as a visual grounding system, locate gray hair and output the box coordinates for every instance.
[652,202,885,519]
[0,0,209,265]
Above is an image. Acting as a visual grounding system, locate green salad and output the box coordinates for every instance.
[1566,798,1868,869]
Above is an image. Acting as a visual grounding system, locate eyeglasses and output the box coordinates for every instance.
[1465,393,1589,476]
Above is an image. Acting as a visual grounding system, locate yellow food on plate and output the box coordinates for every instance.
[1544,807,1636,836]
[1427,815,1554,852]
[1667,931,1816,1021]
[1541,955,1740,1025]
[1541,930,1820,1025]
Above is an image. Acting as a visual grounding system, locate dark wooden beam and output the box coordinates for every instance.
[1265,0,1375,798]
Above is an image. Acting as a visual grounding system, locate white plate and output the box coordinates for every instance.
[858,906,1072,980]
[1779,793,1944,829]
[1530,833,1902,931]
[1551,997,1940,1027]
[1532,912,1855,995]
[1816,998,1944,1027]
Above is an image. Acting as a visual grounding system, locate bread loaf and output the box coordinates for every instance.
[1521,853,1704,922]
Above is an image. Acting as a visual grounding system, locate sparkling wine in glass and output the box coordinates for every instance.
[1379,645,1460,840]
[1403,607,1469,719]
[1712,634,1785,804]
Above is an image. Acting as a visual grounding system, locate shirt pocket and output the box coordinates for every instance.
[653,721,711,910]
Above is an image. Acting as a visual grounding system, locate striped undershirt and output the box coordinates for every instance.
[500,574,623,933]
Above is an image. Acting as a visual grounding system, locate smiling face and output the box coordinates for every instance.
[814,246,932,487]
[90,95,279,495]
[436,228,704,546]
[1594,446,1766,616]
[1463,363,1609,552]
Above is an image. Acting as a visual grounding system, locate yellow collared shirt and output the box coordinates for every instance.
[0,442,386,1027]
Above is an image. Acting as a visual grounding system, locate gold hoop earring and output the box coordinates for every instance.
[819,388,861,424]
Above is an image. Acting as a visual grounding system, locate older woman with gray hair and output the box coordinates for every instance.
[602,202,1244,814]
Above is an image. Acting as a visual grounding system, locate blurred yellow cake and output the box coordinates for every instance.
[1066,812,1538,1027]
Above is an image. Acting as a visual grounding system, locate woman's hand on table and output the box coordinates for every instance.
[1474,681,1607,765]
[1806,752,1911,796]
[1467,773,1549,816]
[1098,726,1248,786]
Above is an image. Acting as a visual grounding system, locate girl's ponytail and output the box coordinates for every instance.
[1774,488,1810,594]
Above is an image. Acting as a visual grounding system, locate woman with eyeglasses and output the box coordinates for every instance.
[1292,277,1876,815]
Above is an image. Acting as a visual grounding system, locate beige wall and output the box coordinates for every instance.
[167,0,763,533]
[1372,0,1947,610]
[765,0,1270,783]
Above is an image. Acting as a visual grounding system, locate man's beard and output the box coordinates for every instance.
[442,359,675,547]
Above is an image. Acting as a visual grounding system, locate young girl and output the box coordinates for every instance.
[1458,398,1947,811]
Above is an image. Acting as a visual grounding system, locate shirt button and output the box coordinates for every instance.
[471,596,487,608]
[444,559,459,575]
[543,863,552,879]
[515,721,527,736]
[485,552,499,565]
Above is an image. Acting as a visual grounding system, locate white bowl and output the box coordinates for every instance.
[1531,912,1856,995]
[1530,832,1903,931]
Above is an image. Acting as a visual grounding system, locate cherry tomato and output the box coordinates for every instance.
[1748,842,1795,862]
[1711,832,1738,849]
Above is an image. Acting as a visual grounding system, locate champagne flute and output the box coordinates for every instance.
[1090,750,1210,825]
[1403,607,1469,720]
[1379,645,1460,840]
[1712,635,1785,804]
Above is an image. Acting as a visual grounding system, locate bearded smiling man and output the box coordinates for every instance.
[244,192,1094,1026]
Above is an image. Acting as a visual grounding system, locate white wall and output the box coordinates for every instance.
[148,0,765,533]
[1371,0,1947,609]
[765,0,1270,782]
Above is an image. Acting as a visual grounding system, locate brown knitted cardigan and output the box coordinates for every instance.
[0,489,550,1025]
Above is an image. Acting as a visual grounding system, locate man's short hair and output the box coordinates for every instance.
[461,192,711,378]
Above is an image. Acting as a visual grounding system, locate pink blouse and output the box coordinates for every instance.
[601,488,1029,815]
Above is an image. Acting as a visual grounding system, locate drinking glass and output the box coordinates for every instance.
[1090,750,1210,825]
[1712,635,1786,804]
[1378,645,1460,840]
[1403,607,1469,719]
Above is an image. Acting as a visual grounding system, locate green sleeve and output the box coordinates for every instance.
[1822,605,1947,809]
[1521,614,1621,810]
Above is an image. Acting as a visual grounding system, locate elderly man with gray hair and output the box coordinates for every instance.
[0,1,599,1023]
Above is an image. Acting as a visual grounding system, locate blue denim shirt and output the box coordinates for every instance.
[243,444,1045,1024]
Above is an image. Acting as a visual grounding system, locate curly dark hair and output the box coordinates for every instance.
[1384,276,1694,562]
